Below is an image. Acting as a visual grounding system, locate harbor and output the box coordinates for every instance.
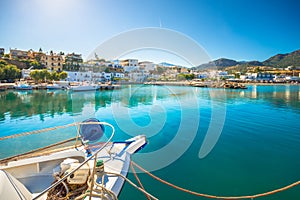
[1,0,300,199]
[0,84,300,199]
[0,82,122,91]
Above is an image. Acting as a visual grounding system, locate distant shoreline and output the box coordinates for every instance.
[245,82,299,86]
[0,81,299,91]
[143,81,299,87]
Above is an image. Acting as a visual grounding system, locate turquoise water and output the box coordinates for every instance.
[0,85,300,199]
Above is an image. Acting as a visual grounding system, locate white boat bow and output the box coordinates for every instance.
[0,120,149,200]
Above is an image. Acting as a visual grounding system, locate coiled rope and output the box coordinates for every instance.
[131,161,300,199]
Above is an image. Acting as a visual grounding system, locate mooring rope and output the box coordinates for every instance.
[105,172,158,200]
[0,123,77,141]
[0,137,78,164]
[130,162,152,200]
[131,161,300,199]
[0,121,108,141]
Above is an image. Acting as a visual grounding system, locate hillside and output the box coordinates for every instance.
[262,49,300,68]
[194,58,238,70]
[194,49,300,70]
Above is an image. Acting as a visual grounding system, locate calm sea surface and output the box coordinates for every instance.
[0,85,300,199]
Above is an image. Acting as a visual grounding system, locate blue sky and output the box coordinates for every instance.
[0,0,299,65]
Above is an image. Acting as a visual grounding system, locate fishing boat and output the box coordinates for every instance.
[190,79,208,87]
[69,82,99,92]
[46,83,68,90]
[0,118,150,200]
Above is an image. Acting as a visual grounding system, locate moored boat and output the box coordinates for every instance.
[0,119,151,200]
[46,83,68,90]
[14,83,33,90]
[69,83,99,91]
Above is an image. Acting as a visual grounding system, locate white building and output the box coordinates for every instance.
[138,61,155,72]
[66,71,125,82]
[129,71,149,82]
[207,70,219,78]
[120,59,138,67]
[218,71,228,76]
[113,72,125,78]
[240,73,257,81]
[120,59,138,72]
[66,71,93,82]
[21,68,33,79]
[196,72,208,79]
[286,76,300,81]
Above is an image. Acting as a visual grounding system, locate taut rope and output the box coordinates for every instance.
[131,161,300,199]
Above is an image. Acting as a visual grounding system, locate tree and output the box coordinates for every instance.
[254,67,261,73]
[1,65,21,81]
[157,66,166,74]
[59,71,68,80]
[50,71,59,81]
[185,74,195,80]
[176,74,186,81]
[0,68,4,80]
[113,77,121,82]
[104,68,110,73]
[30,69,51,82]
[40,69,51,82]
[30,70,40,83]
[30,60,41,69]
[0,60,7,68]
[176,73,194,81]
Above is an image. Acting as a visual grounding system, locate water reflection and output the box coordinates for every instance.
[222,85,300,110]
[0,85,299,122]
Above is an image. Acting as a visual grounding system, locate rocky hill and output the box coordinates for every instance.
[194,58,238,70]
[262,49,300,68]
[193,49,300,70]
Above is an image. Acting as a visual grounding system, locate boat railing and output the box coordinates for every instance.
[0,121,115,200]
[33,121,115,200]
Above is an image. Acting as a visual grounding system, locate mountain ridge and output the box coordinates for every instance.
[194,49,300,70]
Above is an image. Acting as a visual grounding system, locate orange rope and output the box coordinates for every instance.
[130,162,152,200]
[0,123,77,141]
[131,161,300,199]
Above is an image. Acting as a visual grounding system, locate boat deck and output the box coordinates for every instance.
[0,138,146,200]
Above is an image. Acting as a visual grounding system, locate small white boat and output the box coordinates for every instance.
[69,83,99,91]
[14,83,33,90]
[46,83,67,90]
[0,119,151,200]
